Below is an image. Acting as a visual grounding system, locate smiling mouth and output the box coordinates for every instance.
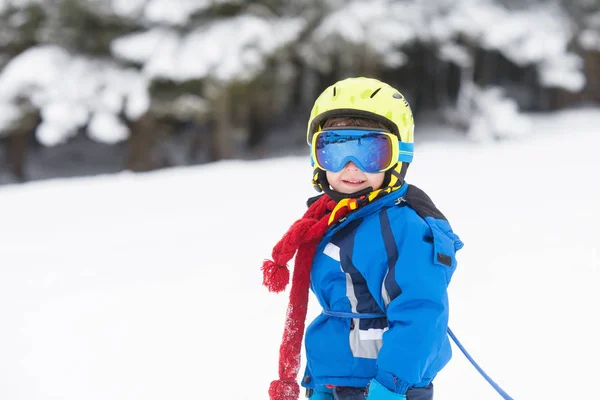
[343,179,366,184]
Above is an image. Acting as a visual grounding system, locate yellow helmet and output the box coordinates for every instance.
[306,77,414,145]
[307,77,415,196]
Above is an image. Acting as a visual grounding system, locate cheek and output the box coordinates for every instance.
[368,173,385,188]
[326,171,341,182]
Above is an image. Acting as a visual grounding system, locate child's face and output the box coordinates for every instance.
[326,161,385,194]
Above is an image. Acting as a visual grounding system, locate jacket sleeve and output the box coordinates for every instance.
[374,214,458,394]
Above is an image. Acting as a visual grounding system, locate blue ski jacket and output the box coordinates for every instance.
[301,183,464,395]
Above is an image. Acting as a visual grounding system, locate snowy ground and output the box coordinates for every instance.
[1,108,599,400]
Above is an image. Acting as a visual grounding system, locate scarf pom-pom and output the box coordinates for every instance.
[268,379,300,400]
[262,259,290,293]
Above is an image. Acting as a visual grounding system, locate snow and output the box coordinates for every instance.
[1,1,592,145]
[451,3,585,91]
[125,81,152,121]
[0,45,150,145]
[446,82,532,142]
[112,15,305,83]
[109,0,147,18]
[1,108,599,400]
[88,111,129,145]
[0,46,70,99]
[311,0,420,66]
[110,0,237,25]
[443,1,498,41]
[0,102,20,135]
[438,43,472,68]
[466,86,532,141]
[143,0,210,26]
[538,53,586,92]
[579,29,600,51]
[310,0,585,90]
[37,101,88,146]
[0,0,39,13]
[111,28,179,65]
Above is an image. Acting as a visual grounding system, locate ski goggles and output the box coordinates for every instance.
[311,128,414,173]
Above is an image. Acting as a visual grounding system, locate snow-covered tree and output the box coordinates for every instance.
[0,0,155,177]
[299,0,587,140]
[109,0,305,161]
[0,0,47,180]
[0,0,598,182]
[562,0,600,104]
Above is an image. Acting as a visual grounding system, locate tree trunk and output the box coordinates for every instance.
[454,42,477,130]
[433,56,446,109]
[125,112,156,172]
[584,50,600,103]
[361,45,379,78]
[5,109,38,182]
[209,87,233,161]
[187,120,208,164]
[6,132,29,182]
[247,97,266,154]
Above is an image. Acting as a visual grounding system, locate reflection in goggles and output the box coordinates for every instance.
[316,132,389,147]
[313,130,396,173]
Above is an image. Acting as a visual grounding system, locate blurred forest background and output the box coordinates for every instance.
[0,0,599,185]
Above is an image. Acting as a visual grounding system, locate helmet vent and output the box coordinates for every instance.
[370,87,382,98]
[333,87,337,97]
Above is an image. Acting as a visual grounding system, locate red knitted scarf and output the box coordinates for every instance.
[261,194,352,400]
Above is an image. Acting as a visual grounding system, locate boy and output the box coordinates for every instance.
[262,77,463,400]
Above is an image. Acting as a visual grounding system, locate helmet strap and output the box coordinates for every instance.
[382,162,409,188]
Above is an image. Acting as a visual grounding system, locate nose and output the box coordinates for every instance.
[345,161,359,171]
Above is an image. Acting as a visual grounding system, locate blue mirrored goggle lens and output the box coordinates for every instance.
[315,131,394,173]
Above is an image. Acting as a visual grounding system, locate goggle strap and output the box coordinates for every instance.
[398,142,414,163]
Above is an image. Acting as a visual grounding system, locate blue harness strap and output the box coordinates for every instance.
[447,328,515,400]
[322,309,385,319]
[322,310,515,399]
